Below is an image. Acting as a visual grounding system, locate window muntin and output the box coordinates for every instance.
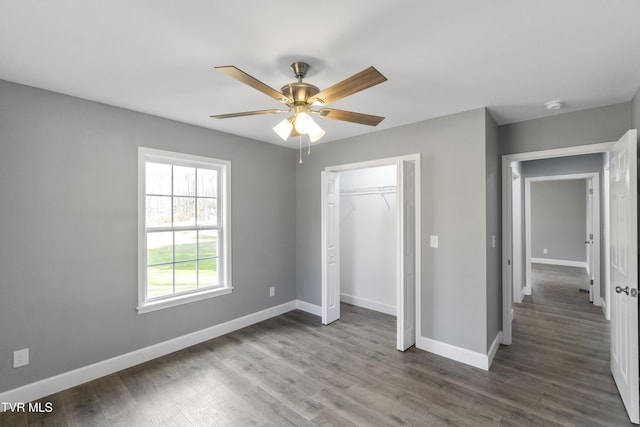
[138,148,231,313]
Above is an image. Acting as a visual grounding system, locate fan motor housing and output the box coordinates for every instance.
[281,82,320,104]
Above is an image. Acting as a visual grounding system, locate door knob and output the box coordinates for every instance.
[616,285,630,295]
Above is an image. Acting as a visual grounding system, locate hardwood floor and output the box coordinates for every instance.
[1,264,633,426]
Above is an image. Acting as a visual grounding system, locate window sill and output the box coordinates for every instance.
[137,286,233,314]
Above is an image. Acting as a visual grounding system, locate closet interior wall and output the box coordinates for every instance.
[339,165,398,315]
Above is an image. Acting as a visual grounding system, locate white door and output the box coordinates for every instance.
[322,171,340,325]
[397,161,416,350]
[512,170,524,303]
[610,129,638,424]
[586,179,594,302]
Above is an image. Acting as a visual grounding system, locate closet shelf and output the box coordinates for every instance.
[340,186,397,210]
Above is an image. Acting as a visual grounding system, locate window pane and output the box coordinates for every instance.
[146,196,172,228]
[197,198,218,225]
[147,232,173,265]
[199,230,218,258]
[197,168,217,197]
[174,166,196,196]
[175,261,197,293]
[146,162,172,195]
[173,197,195,226]
[147,264,174,298]
[175,231,197,261]
[199,258,219,287]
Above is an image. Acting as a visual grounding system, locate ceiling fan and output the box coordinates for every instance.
[211,62,387,143]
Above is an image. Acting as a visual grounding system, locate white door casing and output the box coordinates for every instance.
[609,129,639,424]
[321,171,340,325]
[397,160,416,351]
[523,173,600,301]
[512,170,524,303]
[320,154,421,346]
[501,141,612,346]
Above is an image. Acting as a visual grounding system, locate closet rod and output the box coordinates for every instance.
[340,186,397,197]
[340,190,396,196]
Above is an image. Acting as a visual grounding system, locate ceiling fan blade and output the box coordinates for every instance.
[210,109,285,119]
[316,108,385,126]
[215,66,292,104]
[308,66,387,106]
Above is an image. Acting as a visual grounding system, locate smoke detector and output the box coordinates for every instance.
[544,100,565,110]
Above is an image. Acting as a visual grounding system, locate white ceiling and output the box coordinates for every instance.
[1,0,640,148]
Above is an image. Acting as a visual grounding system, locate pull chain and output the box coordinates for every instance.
[298,135,303,164]
[308,134,311,156]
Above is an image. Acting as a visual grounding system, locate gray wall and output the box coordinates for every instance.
[0,80,297,393]
[296,108,491,354]
[485,110,501,349]
[499,102,631,155]
[530,180,587,262]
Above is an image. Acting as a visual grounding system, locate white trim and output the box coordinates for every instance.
[322,154,421,349]
[0,301,296,408]
[137,287,233,314]
[487,332,503,369]
[417,336,494,371]
[531,258,589,269]
[295,299,322,316]
[340,293,396,316]
[137,147,233,314]
[600,297,609,320]
[524,172,600,304]
[501,141,613,345]
[603,154,611,320]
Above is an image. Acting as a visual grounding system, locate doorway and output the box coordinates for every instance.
[501,142,611,344]
[523,173,600,304]
[321,154,421,351]
[501,131,638,423]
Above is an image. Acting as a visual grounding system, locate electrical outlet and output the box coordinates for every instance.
[430,235,438,248]
[13,348,29,368]
[269,286,275,297]
[543,248,548,254]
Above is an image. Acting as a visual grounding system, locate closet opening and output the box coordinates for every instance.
[339,165,398,316]
[321,154,421,351]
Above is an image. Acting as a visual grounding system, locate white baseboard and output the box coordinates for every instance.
[295,299,321,316]
[340,293,396,316]
[0,300,299,409]
[531,258,588,269]
[487,332,502,369]
[416,334,497,371]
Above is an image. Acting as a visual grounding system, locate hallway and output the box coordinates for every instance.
[494,263,632,425]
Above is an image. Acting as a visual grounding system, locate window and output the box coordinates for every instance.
[138,147,231,313]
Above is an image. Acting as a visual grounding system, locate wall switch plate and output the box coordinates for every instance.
[491,235,496,248]
[269,286,275,297]
[13,348,29,368]
[430,235,438,248]
[543,248,548,254]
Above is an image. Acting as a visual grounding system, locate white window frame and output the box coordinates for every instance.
[137,147,232,314]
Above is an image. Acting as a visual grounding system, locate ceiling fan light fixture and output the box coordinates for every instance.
[213,62,387,154]
[308,123,326,143]
[273,117,293,141]
[293,111,315,134]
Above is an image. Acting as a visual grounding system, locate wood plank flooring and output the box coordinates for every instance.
[1,264,633,426]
